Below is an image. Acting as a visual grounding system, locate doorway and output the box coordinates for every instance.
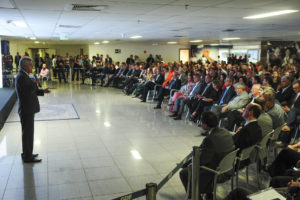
[179,48,190,63]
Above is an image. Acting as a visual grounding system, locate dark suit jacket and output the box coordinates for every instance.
[198,127,235,192]
[219,86,236,105]
[288,93,300,109]
[15,70,44,115]
[121,68,129,76]
[202,84,219,102]
[154,74,164,85]
[233,121,262,150]
[169,78,181,90]
[276,85,294,104]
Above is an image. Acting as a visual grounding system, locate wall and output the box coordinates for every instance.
[8,41,89,58]
[88,43,190,63]
[7,41,189,64]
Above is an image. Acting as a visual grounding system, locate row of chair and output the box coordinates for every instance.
[185,128,281,200]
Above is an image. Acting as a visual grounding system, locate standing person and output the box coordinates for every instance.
[15,56,49,163]
[15,52,21,72]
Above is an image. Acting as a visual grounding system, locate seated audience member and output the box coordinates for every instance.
[186,75,214,117]
[169,75,194,105]
[210,77,236,111]
[123,64,141,94]
[178,65,189,86]
[225,83,262,131]
[254,97,273,138]
[179,111,235,199]
[104,62,120,87]
[134,68,153,97]
[39,63,49,80]
[170,74,202,120]
[112,63,129,87]
[140,68,164,102]
[262,74,273,87]
[268,147,300,177]
[162,66,174,88]
[154,72,181,109]
[232,103,262,151]
[211,83,249,118]
[276,75,295,106]
[263,87,287,130]
[189,79,222,121]
[81,64,93,85]
[281,80,300,143]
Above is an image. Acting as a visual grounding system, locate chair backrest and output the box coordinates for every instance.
[216,149,239,174]
[258,130,274,147]
[271,123,286,141]
[239,145,256,161]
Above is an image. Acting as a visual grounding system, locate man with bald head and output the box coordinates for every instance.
[232,103,262,151]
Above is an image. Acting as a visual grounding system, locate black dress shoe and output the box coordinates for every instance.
[141,100,146,102]
[23,158,42,163]
[173,116,181,120]
[169,113,177,117]
[21,153,39,159]
[154,106,161,109]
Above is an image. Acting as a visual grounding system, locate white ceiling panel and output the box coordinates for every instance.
[0,0,298,42]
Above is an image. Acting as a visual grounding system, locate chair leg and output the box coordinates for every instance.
[256,160,261,189]
[213,176,217,200]
[246,166,249,184]
[292,126,299,144]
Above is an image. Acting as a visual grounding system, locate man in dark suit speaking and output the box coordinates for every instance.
[15,56,49,163]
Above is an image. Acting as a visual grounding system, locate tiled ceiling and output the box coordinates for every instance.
[0,0,299,43]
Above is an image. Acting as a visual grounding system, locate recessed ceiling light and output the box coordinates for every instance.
[130,35,142,39]
[244,10,298,19]
[94,42,100,45]
[222,37,240,40]
[167,41,177,44]
[190,40,203,43]
[210,44,219,46]
[12,21,27,28]
[34,41,40,44]
[102,40,109,44]
[30,37,36,40]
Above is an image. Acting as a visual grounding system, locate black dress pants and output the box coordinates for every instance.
[20,114,34,160]
[157,88,170,106]
[269,148,300,177]
[142,82,156,100]
[226,110,245,131]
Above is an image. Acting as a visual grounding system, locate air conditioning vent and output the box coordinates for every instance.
[0,0,15,9]
[222,29,237,32]
[72,4,107,11]
[173,35,184,38]
[59,25,81,28]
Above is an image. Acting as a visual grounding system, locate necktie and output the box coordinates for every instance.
[156,75,159,81]
[292,93,300,108]
[189,82,198,97]
[219,87,228,105]
[201,84,210,96]
[170,79,176,89]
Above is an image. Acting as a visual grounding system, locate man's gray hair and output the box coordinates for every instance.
[234,82,245,90]
[19,56,33,70]
[281,75,291,83]
[263,86,275,101]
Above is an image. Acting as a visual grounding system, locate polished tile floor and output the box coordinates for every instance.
[0,83,206,200]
